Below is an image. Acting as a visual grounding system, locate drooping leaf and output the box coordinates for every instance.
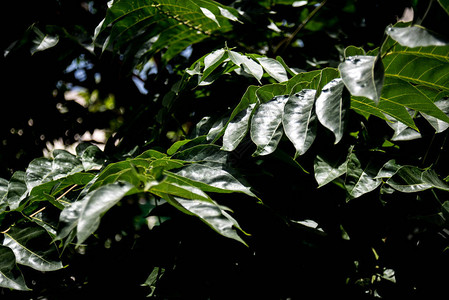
[251,95,289,156]
[344,153,381,200]
[256,57,289,82]
[375,159,401,179]
[339,55,384,104]
[421,98,449,132]
[386,165,449,192]
[228,51,264,82]
[384,110,422,141]
[282,89,317,157]
[163,194,247,245]
[58,182,133,244]
[174,164,256,198]
[385,25,449,48]
[0,245,30,291]
[314,154,348,188]
[200,7,221,27]
[3,225,63,272]
[315,78,349,144]
[200,49,228,84]
[222,103,256,151]
[315,68,340,99]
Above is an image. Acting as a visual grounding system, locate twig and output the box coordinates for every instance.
[273,0,327,55]
[29,206,47,218]
[57,184,78,201]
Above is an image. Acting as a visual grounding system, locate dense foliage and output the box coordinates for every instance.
[2,0,449,298]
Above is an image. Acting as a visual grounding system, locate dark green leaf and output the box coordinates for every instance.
[7,171,27,210]
[421,98,449,132]
[251,95,289,156]
[438,0,449,15]
[0,245,30,291]
[282,89,317,157]
[339,55,384,104]
[3,225,63,271]
[386,166,449,192]
[256,84,287,103]
[315,78,349,144]
[58,182,133,244]
[385,25,449,48]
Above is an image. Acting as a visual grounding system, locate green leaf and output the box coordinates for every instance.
[256,84,287,103]
[314,154,348,187]
[222,103,256,151]
[438,0,449,15]
[25,150,83,191]
[345,153,381,200]
[385,25,449,48]
[0,245,30,291]
[384,109,422,141]
[0,178,9,211]
[163,194,247,245]
[316,68,340,99]
[386,166,449,192]
[200,49,228,85]
[421,98,449,132]
[6,171,27,210]
[315,78,349,144]
[339,55,384,104]
[251,95,289,156]
[256,57,289,82]
[3,225,63,271]
[30,27,59,55]
[76,143,106,171]
[174,164,256,198]
[282,89,317,157]
[96,0,237,65]
[58,182,133,244]
[286,70,321,93]
[375,159,401,179]
[344,45,366,58]
[228,51,264,82]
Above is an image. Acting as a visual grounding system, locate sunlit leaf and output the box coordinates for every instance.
[385,25,449,48]
[58,182,133,244]
[421,98,449,132]
[282,89,317,157]
[251,95,289,156]
[386,165,449,192]
[228,51,264,82]
[3,225,63,271]
[6,171,27,210]
[339,55,384,104]
[0,245,30,291]
[315,78,349,144]
[174,164,256,197]
[257,57,289,82]
[314,154,348,187]
[345,153,381,200]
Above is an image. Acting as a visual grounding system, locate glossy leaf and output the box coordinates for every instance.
[0,178,8,212]
[174,164,256,198]
[386,166,449,192]
[6,171,27,210]
[163,194,247,245]
[228,51,263,82]
[0,245,30,291]
[315,78,349,144]
[257,57,289,83]
[339,55,384,104]
[282,89,317,157]
[58,182,133,244]
[96,0,238,64]
[251,95,289,156]
[421,98,449,132]
[314,154,348,188]
[345,153,381,200]
[222,103,256,151]
[375,159,401,179]
[25,150,83,191]
[385,25,449,48]
[256,84,287,103]
[201,49,228,84]
[3,225,63,271]
[315,68,340,99]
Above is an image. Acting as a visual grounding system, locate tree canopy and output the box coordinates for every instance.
[2,0,449,298]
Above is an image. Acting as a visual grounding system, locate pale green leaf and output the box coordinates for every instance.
[345,153,381,200]
[6,171,27,210]
[228,51,264,82]
[200,7,221,27]
[314,154,348,188]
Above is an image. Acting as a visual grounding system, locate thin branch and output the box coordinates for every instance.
[273,0,327,55]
